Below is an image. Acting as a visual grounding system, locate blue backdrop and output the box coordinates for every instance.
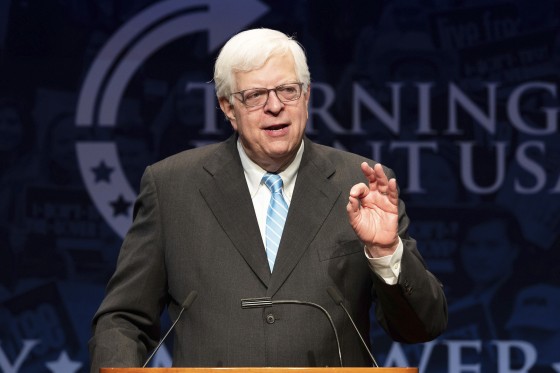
[1,0,559,372]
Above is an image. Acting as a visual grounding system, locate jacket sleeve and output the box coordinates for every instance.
[371,194,448,343]
[89,166,168,372]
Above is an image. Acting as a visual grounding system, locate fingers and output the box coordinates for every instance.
[386,178,399,204]
[360,161,375,179]
[360,162,394,191]
[346,194,360,217]
[349,182,370,199]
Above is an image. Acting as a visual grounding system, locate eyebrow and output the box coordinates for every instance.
[237,81,299,91]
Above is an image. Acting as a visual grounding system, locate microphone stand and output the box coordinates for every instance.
[241,297,343,367]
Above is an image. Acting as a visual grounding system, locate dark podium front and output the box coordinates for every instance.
[101,368,418,373]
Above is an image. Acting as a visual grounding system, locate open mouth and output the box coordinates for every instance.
[264,124,289,134]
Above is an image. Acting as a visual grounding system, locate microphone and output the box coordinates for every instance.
[143,291,198,368]
[241,296,343,367]
[327,286,379,367]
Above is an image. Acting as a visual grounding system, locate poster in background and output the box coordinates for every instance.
[1,0,559,371]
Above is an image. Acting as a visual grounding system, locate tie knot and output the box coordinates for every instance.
[263,173,283,194]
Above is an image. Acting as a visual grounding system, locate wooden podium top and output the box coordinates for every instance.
[101,368,417,373]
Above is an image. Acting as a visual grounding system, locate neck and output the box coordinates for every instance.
[262,153,297,173]
[240,141,302,174]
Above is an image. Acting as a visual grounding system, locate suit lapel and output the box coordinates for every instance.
[267,139,341,296]
[199,135,271,286]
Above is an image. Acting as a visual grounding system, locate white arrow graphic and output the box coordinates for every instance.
[75,0,268,238]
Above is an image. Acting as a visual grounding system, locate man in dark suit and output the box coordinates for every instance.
[89,28,447,372]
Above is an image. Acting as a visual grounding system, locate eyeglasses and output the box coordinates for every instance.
[231,82,304,107]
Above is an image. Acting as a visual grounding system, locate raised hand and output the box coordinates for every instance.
[346,162,399,258]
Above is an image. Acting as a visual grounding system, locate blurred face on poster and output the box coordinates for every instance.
[174,76,206,129]
[507,284,560,365]
[460,219,518,286]
[0,104,24,153]
[48,114,77,171]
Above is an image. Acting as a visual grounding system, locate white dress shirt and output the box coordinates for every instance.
[237,139,402,284]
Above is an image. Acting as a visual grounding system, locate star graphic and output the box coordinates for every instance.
[110,194,132,217]
[91,160,115,183]
[45,351,82,373]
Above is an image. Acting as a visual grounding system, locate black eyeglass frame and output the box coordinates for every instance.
[231,82,305,107]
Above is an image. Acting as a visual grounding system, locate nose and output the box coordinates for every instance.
[263,89,284,114]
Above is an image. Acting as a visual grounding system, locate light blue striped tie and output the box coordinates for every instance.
[263,173,289,272]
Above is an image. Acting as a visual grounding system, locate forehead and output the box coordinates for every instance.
[234,53,297,90]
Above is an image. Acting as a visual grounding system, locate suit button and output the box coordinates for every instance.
[403,281,413,295]
[266,314,275,324]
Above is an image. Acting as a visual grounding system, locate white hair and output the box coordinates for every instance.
[213,28,311,101]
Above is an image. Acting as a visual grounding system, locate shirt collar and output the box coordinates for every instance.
[237,139,304,201]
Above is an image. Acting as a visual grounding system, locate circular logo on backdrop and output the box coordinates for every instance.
[75,0,268,238]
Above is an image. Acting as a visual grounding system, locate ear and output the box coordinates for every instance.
[218,97,237,130]
[304,84,311,120]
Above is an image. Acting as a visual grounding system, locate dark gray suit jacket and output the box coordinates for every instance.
[89,135,447,371]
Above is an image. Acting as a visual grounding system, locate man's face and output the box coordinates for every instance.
[219,53,310,172]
